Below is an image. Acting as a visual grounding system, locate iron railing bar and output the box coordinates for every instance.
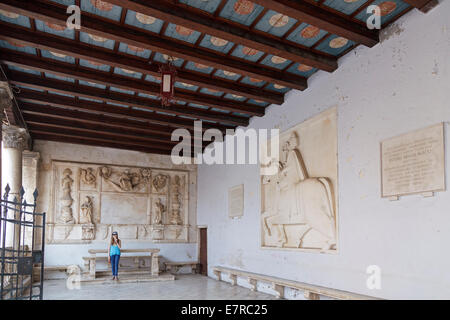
[14,199,23,300]
[30,201,36,301]
[39,212,46,300]
[0,206,6,297]
[19,202,26,300]
[0,218,34,226]
[0,206,37,215]
[2,200,36,208]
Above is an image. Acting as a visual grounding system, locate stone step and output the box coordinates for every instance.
[80,273,175,285]
[95,268,152,277]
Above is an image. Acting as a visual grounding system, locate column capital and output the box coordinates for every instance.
[2,125,30,150]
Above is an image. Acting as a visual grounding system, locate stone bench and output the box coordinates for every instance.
[83,248,160,280]
[164,261,199,274]
[212,266,379,300]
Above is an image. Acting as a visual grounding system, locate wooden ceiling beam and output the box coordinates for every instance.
[0,49,263,118]
[16,90,233,133]
[20,101,178,137]
[6,70,249,127]
[103,0,337,71]
[25,116,177,150]
[29,127,171,151]
[23,113,186,147]
[30,131,177,156]
[29,125,208,155]
[250,0,379,47]
[26,119,210,151]
[0,0,308,90]
[403,0,438,13]
[0,22,283,105]
[21,103,210,147]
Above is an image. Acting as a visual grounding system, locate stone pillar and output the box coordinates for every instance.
[22,151,40,247]
[1,125,29,248]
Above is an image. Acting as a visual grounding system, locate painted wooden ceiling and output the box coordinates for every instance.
[0,0,426,155]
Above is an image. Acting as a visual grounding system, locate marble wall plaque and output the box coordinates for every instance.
[381,123,445,197]
[100,193,149,225]
[229,184,244,218]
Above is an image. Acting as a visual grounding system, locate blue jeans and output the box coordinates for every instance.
[110,254,120,276]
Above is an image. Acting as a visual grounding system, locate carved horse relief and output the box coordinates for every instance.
[262,132,336,250]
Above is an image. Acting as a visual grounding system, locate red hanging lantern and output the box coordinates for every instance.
[158,56,177,107]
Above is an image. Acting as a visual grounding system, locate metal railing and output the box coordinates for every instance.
[0,185,46,300]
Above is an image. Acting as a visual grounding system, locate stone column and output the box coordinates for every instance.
[23,151,40,247]
[1,125,29,248]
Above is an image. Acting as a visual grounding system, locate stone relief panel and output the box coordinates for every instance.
[169,174,186,225]
[151,172,169,194]
[100,166,149,193]
[260,107,338,253]
[79,167,97,191]
[152,196,167,225]
[59,168,74,224]
[47,161,190,244]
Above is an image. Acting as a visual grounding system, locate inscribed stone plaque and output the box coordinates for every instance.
[229,184,244,218]
[100,193,148,224]
[381,123,445,197]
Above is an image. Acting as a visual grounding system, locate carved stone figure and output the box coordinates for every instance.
[100,167,142,192]
[63,225,74,239]
[80,196,93,224]
[99,166,112,179]
[169,175,183,225]
[82,224,95,240]
[59,168,74,224]
[152,174,168,192]
[153,198,166,225]
[140,168,151,182]
[262,132,336,250]
[80,167,97,186]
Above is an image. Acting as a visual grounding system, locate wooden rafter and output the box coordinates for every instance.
[22,111,208,147]
[26,120,177,151]
[0,22,283,105]
[0,49,264,118]
[102,0,338,71]
[0,0,308,90]
[249,0,379,47]
[17,92,233,133]
[30,131,177,155]
[6,70,249,127]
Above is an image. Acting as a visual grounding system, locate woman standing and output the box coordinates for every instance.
[108,231,121,280]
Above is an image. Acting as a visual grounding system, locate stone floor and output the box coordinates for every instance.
[43,274,277,300]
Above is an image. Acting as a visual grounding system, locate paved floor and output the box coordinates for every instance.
[43,274,277,300]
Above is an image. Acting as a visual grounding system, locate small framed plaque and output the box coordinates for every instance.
[228,184,244,218]
[381,123,445,198]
